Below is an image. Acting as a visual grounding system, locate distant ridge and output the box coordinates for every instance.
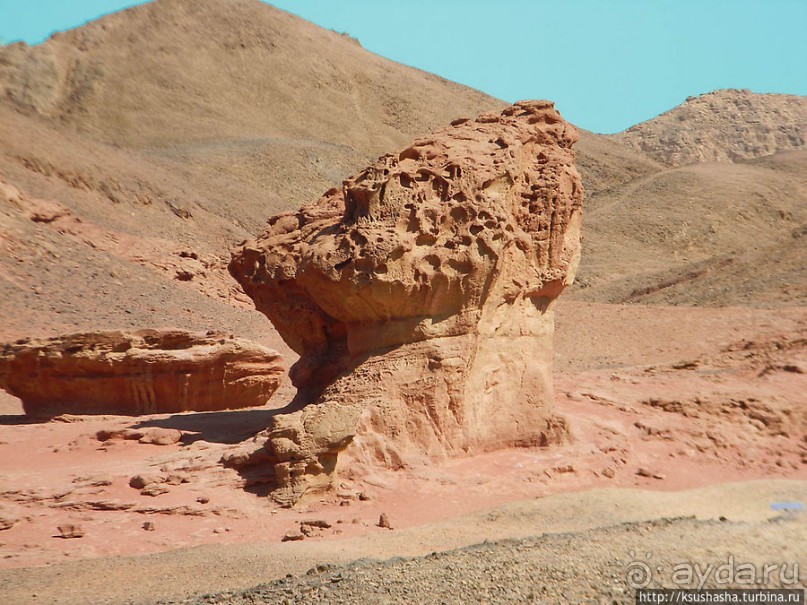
[614,89,806,166]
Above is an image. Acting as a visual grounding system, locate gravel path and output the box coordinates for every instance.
[3,482,804,605]
[167,516,806,605]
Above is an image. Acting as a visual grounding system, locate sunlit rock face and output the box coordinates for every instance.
[228,101,583,505]
[0,330,285,417]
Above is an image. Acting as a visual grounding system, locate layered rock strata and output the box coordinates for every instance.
[0,330,284,417]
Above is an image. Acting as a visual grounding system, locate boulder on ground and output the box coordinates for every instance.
[56,524,84,539]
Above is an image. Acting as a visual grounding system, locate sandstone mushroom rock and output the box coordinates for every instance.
[228,101,582,505]
[0,330,284,417]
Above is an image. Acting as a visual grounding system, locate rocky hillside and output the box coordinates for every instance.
[0,0,503,346]
[0,0,501,218]
[571,148,807,306]
[567,90,807,307]
[0,0,805,357]
[615,89,806,166]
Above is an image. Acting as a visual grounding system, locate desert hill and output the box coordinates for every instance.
[0,101,282,349]
[0,0,500,217]
[0,0,503,351]
[0,0,805,362]
[615,89,806,166]
[570,90,807,306]
[571,147,807,306]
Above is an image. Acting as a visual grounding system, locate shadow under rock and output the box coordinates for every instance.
[133,403,295,445]
[0,414,40,425]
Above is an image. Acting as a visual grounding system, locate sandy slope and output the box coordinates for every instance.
[171,513,805,604]
[571,149,807,306]
[0,0,501,212]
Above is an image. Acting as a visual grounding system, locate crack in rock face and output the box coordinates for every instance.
[227,101,583,506]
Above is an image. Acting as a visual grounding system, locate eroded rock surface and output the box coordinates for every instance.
[228,101,582,505]
[0,330,284,417]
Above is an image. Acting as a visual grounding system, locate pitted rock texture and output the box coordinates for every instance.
[229,101,582,505]
[0,330,284,417]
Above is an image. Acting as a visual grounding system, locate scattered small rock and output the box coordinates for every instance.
[57,524,84,539]
[95,429,121,441]
[134,505,206,516]
[197,496,210,504]
[54,500,135,512]
[138,428,183,446]
[301,519,332,529]
[71,474,113,487]
[637,467,665,480]
[602,467,616,479]
[50,414,90,423]
[129,473,165,489]
[165,473,190,486]
[141,484,170,497]
[357,492,371,501]
[281,531,305,542]
[0,514,18,531]
[142,521,156,531]
[377,513,393,530]
[307,563,336,575]
[96,428,143,442]
[299,525,321,538]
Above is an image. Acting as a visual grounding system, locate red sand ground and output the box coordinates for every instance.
[1,302,804,570]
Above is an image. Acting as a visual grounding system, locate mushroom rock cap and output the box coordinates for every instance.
[228,101,582,505]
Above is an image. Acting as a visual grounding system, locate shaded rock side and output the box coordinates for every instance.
[228,101,582,505]
[0,330,284,417]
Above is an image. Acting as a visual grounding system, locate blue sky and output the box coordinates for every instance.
[0,0,805,133]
